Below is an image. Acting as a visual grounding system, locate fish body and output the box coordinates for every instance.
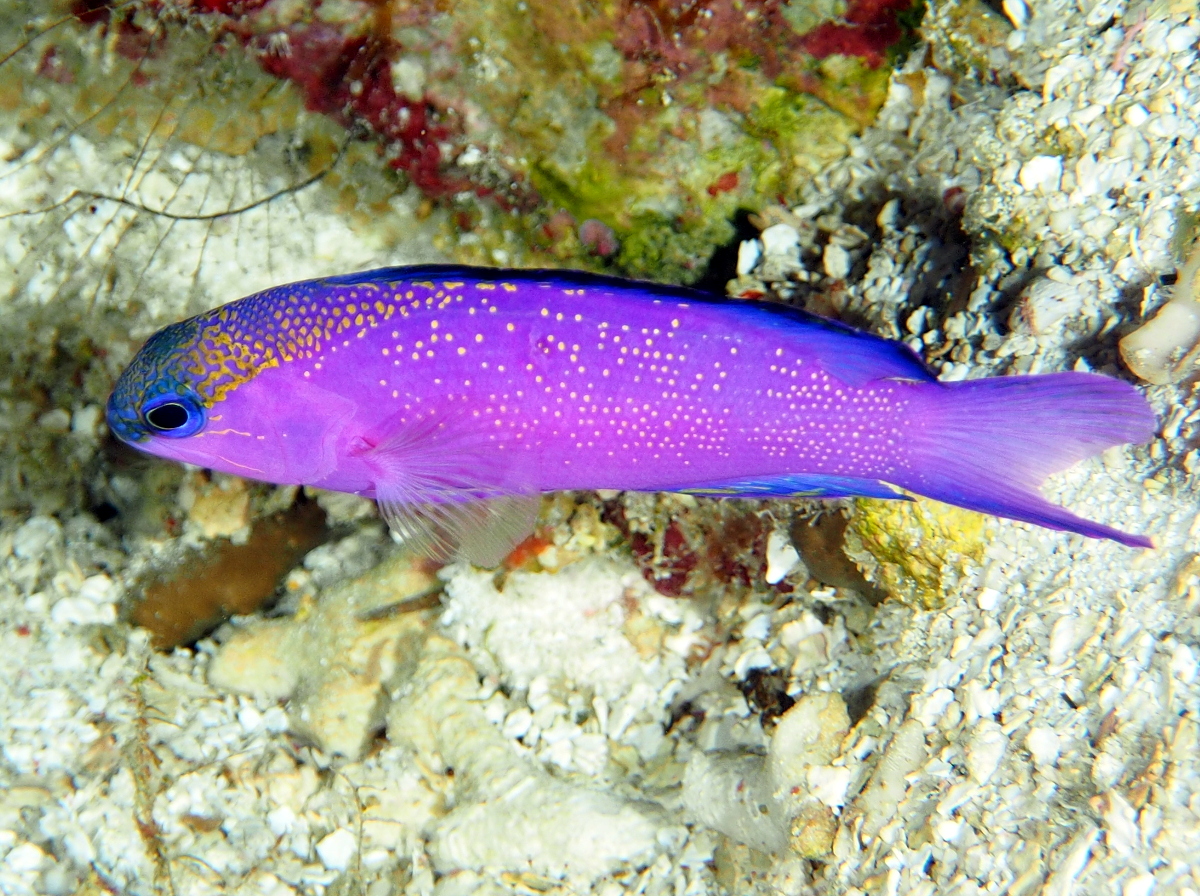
[107,265,1156,556]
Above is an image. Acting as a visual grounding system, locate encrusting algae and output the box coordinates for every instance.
[6,0,919,283]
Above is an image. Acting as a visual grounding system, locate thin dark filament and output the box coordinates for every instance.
[0,7,163,188]
[0,137,348,223]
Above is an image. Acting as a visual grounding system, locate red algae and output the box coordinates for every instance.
[254,25,474,199]
[36,47,73,84]
[192,0,271,12]
[796,0,915,66]
[603,495,783,599]
[69,1,162,62]
[707,171,740,197]
[503,533,556,572]
[637,520,699,597]
[579,219,620,258]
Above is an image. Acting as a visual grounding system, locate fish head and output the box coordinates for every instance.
[107,309,355,485]
[107,318,210,445]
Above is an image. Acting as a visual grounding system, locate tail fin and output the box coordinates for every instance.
[900,373,1156,547]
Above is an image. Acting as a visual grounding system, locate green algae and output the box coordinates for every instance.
[745,87,858,180]
[525,84,857,282]
[19,0,909,284]
[782,0,850,35]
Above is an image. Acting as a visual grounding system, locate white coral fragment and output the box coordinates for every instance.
[1009,274,1089,334]
[314,828,357,872]
[207,550,437,758]
[1018,155,1063,193]
[1120,237,1200,383]
[765,529,802,585]
[760,223,800,257]
[736,239,762,275]
[388,636,665,881]
[682,693,850,857]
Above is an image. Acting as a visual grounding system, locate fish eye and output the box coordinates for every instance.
[142,396,204,437]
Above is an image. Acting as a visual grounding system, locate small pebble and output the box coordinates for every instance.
[315,828,357,871]
[736,239,762,275]
[1018,155,1062,193]
[502,707,533,739]
[1002,0,1029,28]
[1123,104,1149,127]
[37,409,71,433]
[13,516,61,561]
[1025,726,1061,769]
[823,243,851,280]
[760,223,800,257]
[5,841,47,872]
[1165,24,1199,54]
[764,529,802,584]
[71,405,102,438]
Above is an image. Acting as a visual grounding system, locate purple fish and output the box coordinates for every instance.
[107,266,1156,562]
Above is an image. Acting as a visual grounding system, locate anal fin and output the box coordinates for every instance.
[677,473,909,501]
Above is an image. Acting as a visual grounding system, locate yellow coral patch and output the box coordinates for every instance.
[843,497,988,609]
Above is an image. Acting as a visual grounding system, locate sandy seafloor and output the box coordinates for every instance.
[3,1,1200,895]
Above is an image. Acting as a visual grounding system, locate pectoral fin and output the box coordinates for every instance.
[358,410,541,567]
